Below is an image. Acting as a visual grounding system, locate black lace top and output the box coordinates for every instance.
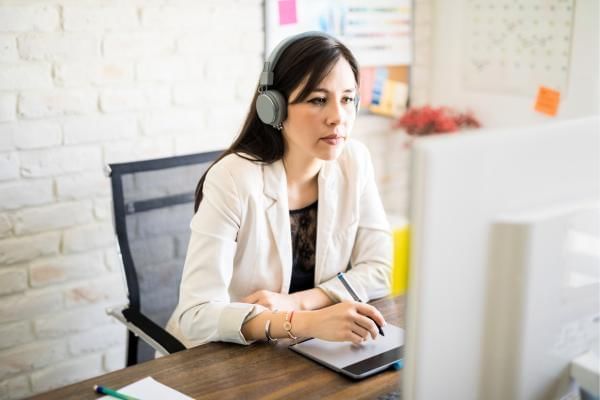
[288,201,318,293]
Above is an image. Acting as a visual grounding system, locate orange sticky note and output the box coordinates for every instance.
[534,86,561,116]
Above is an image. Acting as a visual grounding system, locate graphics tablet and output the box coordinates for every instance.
[289,324,404,379]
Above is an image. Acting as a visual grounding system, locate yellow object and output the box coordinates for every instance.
[391,225,410,296]
[368,80,408,118]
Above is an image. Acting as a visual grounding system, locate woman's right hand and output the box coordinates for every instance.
[296,301,386,345]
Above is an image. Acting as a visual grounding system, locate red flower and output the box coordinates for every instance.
[394,106,481,136]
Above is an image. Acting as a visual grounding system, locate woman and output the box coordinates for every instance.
[166,32,392,347]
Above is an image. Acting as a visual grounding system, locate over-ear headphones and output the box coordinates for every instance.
[256,31,360,129]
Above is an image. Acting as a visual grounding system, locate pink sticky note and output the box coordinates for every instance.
[278,0,297,25]
[359,67,376,106]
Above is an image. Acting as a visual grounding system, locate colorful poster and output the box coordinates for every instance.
[265,0,412,67]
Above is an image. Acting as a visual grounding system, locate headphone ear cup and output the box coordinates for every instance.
[256,90,287,127]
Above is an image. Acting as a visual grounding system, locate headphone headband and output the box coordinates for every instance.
[259,31,335,88]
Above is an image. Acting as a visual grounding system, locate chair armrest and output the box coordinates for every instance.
[106,305,186,356]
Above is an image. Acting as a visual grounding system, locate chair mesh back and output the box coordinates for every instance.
[112,152,219,363]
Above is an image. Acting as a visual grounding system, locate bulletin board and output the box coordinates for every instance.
[462,0,576,95]
[264,0,413,117]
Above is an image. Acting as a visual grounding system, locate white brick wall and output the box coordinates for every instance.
[18,33,99,62]
[63,115,138,144]
[54,60,135,87]
[0,269,28,296]
[0,322,34,351]
[28,251,107,287]
[411,0,434,108]
[5,121,62,150]
[0,152,19,181]
[0,179,54,210]
[63,6,138,32]
[0,215,11,239]
[0,376,31,400]
[0,1,265,397]
[0,63,53,91]
[0,291,63,325]
[18,88,98,119]
[0,36,18,62]
[0,1,425,398]
[0,232,60,265]
[19,146,102,177]
[0,5,60,32]
[29,353,104,394]
[0,94,17,122]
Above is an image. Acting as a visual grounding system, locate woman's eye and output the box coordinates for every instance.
[309,97,327,105]
[307,96,356,106]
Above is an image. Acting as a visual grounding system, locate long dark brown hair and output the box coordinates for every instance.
[194,34,360,211]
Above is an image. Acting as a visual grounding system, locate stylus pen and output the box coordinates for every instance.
[336,272,385,336]
[93,385,140,400]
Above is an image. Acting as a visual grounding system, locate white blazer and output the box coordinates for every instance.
[166,139,392,347]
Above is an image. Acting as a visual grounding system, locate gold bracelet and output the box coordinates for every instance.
[283,310,298,340]
[264,319,277,343]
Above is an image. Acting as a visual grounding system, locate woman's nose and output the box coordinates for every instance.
[325,100,347,126]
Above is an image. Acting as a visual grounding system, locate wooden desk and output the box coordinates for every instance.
[31,296,404,400]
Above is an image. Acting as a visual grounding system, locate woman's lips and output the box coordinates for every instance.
[320,135,345,145]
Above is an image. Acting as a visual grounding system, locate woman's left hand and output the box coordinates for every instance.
[242,290,300,311]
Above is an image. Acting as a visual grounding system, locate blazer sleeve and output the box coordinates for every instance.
[167,160,266,347]
[319,143,392,302]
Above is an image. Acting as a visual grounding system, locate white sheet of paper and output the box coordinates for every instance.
[292,324,404,368]
[98,376,193,400]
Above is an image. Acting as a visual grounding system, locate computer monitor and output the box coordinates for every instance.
[403,116,600,400]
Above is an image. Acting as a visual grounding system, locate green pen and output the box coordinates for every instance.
[93,384,140,400]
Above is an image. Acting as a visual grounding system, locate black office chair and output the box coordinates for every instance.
[107,150,222,366]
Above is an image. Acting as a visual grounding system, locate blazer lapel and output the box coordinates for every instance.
[315,161,340,285]
[263,160,293,293]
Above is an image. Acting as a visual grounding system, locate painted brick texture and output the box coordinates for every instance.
[0,1,261,397]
